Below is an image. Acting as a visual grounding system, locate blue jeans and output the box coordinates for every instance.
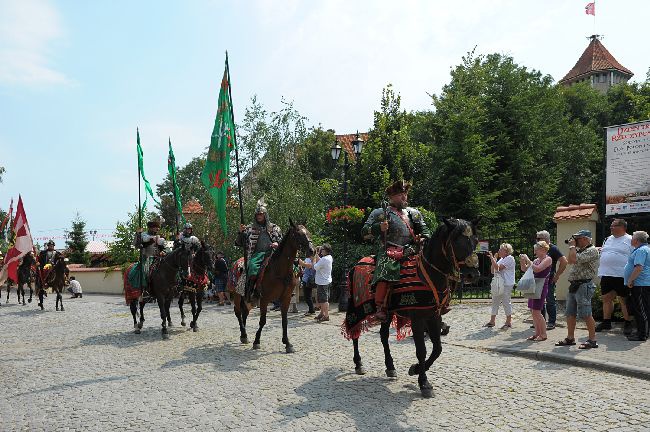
[541,281,557,325]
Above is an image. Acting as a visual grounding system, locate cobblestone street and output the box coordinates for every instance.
[1,295,650,431]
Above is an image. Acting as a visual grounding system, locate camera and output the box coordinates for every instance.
[564,236,575,245]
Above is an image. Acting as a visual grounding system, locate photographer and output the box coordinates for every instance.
[299,244,333,322]
[555,230,600,349]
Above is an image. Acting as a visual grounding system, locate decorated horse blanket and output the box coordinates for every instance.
[342,255,449,341]
[227,257,246,296]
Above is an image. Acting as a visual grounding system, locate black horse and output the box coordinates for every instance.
[343,217,479,398]
[15,252,36,305]
[35,252,67,311]
[177,242,214,332]
[128,247,192,339]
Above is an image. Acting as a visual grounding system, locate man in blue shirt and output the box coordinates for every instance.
[624,231,650,341]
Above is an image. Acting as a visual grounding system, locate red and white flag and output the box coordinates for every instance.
[0,196,34,285]
[585,2,595,16]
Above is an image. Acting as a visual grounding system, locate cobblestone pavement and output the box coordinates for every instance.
[1,295,650,431]
[444,301,650,376]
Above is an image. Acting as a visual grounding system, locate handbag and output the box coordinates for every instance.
[490,274,505,297]
[522,277,546,299]
[517,266,536,294]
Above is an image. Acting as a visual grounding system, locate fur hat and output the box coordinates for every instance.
[385,180,411,196]
[147,219,161,229]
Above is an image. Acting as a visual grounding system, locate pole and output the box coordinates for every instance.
[137,128,144,291]
[225,51,249,278]
[339,151,350,312]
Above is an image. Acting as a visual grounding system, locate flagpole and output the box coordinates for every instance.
[225,51,249,279]
[137,128,144,292]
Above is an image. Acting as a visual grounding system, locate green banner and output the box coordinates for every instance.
[168,139,187,225]
[137,129,160,212]
[201,57,236,234]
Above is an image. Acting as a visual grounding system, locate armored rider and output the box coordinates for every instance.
[236,199,282,300]
[174,222,198,252]
[362,180,430,321]
[131,219,166,290]
[38,240,58,271]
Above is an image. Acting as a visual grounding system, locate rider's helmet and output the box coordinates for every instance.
[46,240,55,247]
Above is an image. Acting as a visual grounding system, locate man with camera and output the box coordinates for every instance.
[555,229,600,349]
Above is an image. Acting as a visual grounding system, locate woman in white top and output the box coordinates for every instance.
[485,243,516,329]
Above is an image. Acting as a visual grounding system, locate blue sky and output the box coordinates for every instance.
[0,0,647,244]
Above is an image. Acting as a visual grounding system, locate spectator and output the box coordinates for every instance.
[484,243,516,329]
[555,229,600,349]
[520,241,552,341]
[300,244,333,322]
[624,231,650,342]
[300,255,317,316]
[596,219,633,334]
[67,276,83,299]
[536,230,568,330]
[213,251,231,306]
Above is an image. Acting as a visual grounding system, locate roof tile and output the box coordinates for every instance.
[560,37,633,84]
[553,203,599,222]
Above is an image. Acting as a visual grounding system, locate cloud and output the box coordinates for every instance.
[0,0,70,86]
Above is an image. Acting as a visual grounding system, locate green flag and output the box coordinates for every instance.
[167,138,186,225]
[201,57,236,234]
[137,129,160,211]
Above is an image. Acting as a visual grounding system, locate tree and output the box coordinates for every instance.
[65,213,90,265]
[0,166,4,183]
[109,208,160,267]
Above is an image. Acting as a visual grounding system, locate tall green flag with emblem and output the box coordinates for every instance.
[167,138,186,225]
[201,56,236,234]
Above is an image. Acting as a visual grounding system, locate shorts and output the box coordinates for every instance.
[213,279,226,293]
[317,284,330,303]
[566,281,595,319]
[600,276,629,297]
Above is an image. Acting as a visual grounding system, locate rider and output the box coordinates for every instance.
[362,180,430,322]
[174,222,197,251]
[38,240,58,270]
[236,198,282,300]
[132,219,166,290]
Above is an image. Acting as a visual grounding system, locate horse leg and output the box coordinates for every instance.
[281,296,294,353]
[28,283,33,303]
[189,293,198,331]
[423,316,443,372]
[165,297,173,328]
[138,301,145,329]
[380,319,397,377]
[408,319,433,398]
[252,300,268,350]
[130,300,141,334]
[157,295,169,339]
[18,283,24,305]
[5,284,9,303]
[352,338,366,375]
[178,293,186,326]
[234,295,248,344]
[38,289,44,310]
[192,293,203,332]
[57,288,64,311]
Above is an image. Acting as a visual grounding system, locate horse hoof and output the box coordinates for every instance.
[189,322,195,329]
[60,307,64,312]
[181,321,186,327]
[28,298,32,303]
[285,345,295,354]
[162,333,170,340]
[138,323,143,329]
[252,343,261,350]
[420,387,433,398]
[408,365,418,376]
[240,337,249,344]
[385,369,397,378]
[355,366,366,375]
[192,326,199,332]
[56,307,59,311]
[168,322,173,327]
[135,328,141,334]
[441,324,450,336]
[38,303,43,310]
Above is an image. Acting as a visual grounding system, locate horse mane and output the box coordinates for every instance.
[271,226,293,260]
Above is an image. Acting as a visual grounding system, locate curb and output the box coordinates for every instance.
[444,341,650,381]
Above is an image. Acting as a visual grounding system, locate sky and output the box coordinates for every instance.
[0,0,647,245]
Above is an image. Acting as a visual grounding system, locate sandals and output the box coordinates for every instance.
[533,336,547,342]
[555,338,576,346]
[500,324,512,330]
[483,322,495,328]
[578,339,598,349]
[526,335,536,341]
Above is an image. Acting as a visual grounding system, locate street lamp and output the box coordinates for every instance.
[89,230,97,241]
[331,131,364,312]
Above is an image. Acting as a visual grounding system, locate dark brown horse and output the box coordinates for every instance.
[36,252,67,311]
[234,220,314,353]
[13,252,37,305]
[177,242,214,332]
[343,217,479,398]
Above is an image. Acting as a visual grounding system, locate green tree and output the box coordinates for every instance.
[65,213,90,265]
[0,166,5,183]
[108,208,160,267]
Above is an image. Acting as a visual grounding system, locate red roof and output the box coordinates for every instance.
[182,200,204,215]
[553,204,598,222]
[559,36,633,84]
[336,133,369,162]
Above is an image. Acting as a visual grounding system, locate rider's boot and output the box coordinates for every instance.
[373,281,390,322]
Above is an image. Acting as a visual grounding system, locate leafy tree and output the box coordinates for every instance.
[0,166,4,183]
[65,213,90,265]
[108,207,161,267]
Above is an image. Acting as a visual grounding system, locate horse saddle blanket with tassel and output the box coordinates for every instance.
[228,258,246,296]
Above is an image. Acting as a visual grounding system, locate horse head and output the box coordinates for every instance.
[289,218,315,257]
[193,240,214,275]
[424,217,480,283]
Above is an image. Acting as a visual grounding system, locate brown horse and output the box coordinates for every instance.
[14,252,37,305]
[177,242,214,332]
[36,252,67,311]
[233,220,314,353]
[342,217,479,398]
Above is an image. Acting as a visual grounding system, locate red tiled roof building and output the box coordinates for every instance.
[559,35,633,93]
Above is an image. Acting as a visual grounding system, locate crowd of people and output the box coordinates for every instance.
[485,218,650,346]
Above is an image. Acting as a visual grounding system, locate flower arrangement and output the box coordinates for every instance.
[325,206,365,224]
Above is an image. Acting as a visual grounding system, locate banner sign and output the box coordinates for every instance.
[605,120,650,215]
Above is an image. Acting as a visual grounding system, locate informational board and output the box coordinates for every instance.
[605,119,650,215]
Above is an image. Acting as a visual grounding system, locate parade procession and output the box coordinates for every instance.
[2,1,650,431]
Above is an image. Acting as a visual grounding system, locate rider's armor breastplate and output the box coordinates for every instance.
[46,250,56,263]
[368,208,414,247]
[253,225,272,253]
[141,233,159,258]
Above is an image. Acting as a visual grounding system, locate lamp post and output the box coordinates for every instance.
[89,230,97,241]
[331,131,364,312]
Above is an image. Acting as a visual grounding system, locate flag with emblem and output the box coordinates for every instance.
[201,55,236,234]
[0,196,34,286]
[168,138,187,225]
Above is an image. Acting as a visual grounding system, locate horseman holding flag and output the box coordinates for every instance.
[362,180,431,322]
[129,219,166,292]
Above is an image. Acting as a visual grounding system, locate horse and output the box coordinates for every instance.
[227,257,250,343]
[35,252,67,311]
[232,220,314,353]
[177,242,214,332]
[125,247,192,339]
[342,217,479,398]
[13,252,37,305]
